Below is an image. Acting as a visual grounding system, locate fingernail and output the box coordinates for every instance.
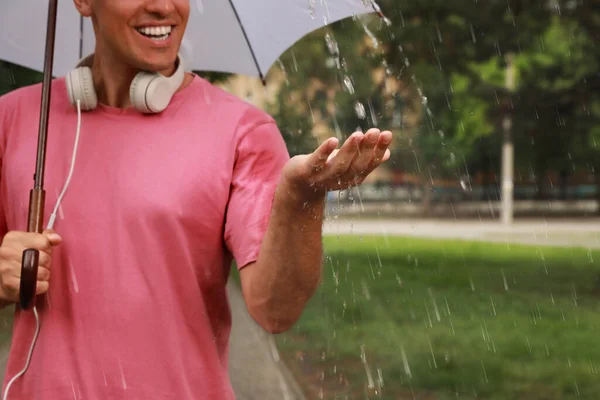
[381,132,392,144]
[47,233,62,242]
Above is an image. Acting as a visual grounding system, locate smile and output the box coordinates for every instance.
[135,25,173,41]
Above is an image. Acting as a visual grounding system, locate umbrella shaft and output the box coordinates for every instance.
[34,0,59,190]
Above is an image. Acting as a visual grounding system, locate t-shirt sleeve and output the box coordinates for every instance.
[0,98,8,240]
[224,111,290,270]
[0,156,6,240]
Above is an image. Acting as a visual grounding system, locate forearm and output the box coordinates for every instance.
[247,181,326,333]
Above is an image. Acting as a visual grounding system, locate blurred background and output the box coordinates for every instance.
[1,0,599,399]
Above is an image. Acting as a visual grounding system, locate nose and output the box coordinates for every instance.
[145,0,176,16]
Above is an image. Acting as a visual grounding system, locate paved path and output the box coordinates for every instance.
[227,282,305,400]
[323,217,600,249]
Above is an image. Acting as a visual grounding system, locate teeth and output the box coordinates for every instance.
[137,26,172,37]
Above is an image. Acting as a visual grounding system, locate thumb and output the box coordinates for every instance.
[309,138,338,170]
[42,229,63,246]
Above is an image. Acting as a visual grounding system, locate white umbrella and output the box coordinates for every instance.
[0,0,383,310]
[1,0,382,79]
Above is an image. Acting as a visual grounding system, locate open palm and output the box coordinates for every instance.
[282,128,392,198]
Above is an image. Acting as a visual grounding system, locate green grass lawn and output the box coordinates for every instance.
[274,236,600,399]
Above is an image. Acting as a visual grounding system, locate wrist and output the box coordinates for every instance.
[278,176,327,209]
[0,299,14,310]
[0,288,15,309]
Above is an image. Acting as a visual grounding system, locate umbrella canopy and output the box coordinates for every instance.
[1,0,380,79]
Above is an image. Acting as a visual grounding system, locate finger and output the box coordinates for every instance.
[382,149,391,162]
[327,132,363,176]
[42,230,63,246]
[370,131,392,165]
[38,251,52,269]
[36,280,49,295]
[345,132,392,184]
[0,245,19,264]
[7,260,23,279]
[4,250,52,279]
[308,138,339,172]
[4,232,54,253]
[37,267,51,282]
[351,129,381,177]
[326,149,340,162]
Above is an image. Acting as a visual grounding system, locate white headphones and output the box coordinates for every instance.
[65,53,186,113]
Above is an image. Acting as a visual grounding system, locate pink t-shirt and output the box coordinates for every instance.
[0,74,290,399]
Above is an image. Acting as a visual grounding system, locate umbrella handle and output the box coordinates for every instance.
[19,188,45,311]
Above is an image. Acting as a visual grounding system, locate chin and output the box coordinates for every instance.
[137,57,177,73]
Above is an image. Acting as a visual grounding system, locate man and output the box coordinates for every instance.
[0,0,392,398]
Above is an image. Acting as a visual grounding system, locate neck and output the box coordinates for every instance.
[89,52,180,109]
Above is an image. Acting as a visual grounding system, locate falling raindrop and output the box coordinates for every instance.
[401,344,412,378]
[361,345,375,389]
[69,261,79,294]
[308,0,316,19]
[469,22,477,43]
[355,101,366,119]
[361,21,379,49]
[195,0,204,13]
[501,269,509,291]
[428,339,438,369]
[481,361,489,383]
[343,75,355,94]
[325,33,339,56]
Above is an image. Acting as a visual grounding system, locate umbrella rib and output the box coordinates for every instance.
[226,0,265,83]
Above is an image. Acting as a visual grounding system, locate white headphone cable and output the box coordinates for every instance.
[2,99,83,400]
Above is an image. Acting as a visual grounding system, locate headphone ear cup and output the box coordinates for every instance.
[130,55,186,114]
[130,72,160,114]
[144,75,177,113]
[66,67,97,111]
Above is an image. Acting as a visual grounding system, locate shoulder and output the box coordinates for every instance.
[0,78,68,152]
[0,77,67,116]
[189,77,289,160]
[0,81,42,152]
[186,75,277,135]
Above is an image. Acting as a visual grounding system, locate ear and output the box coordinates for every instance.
[73,0,92,17]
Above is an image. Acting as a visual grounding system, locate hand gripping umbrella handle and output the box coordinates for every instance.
[20,188,45,310]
